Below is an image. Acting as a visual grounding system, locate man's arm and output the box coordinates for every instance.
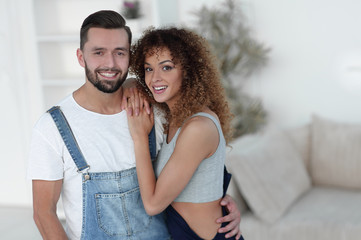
[33,179,68,240]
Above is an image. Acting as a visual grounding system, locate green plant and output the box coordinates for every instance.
[192,0,270,138]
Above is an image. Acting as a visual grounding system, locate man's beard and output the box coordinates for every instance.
[85,62,128,93]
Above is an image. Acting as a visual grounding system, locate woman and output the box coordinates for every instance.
[127,27,244,240]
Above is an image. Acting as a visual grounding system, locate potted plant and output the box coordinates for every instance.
[193,0,270,137]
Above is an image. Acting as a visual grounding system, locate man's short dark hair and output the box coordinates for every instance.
[80,10,132,50]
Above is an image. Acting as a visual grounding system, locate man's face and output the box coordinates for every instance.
[77,27,130,93]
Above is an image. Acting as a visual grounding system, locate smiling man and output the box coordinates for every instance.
[80,27,129,94]
[27,10,241,240]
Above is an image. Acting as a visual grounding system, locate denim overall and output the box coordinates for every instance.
[48,106,170,240]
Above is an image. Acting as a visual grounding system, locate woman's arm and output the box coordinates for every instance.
[127,104,242,239]
[127,107,218,215]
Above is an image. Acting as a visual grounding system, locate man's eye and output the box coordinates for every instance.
[95,52,103,55]
[117,52,125,56]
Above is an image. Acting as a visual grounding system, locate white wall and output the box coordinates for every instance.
[180,0,361,129]
[243,0,361,128]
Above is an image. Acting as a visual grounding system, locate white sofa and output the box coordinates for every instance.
[226,115,361,240]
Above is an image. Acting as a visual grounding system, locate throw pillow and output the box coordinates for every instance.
[284,125,311,173]
[227,129,311,223]
[311,115,361,189]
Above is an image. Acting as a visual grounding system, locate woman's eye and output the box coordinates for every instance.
[144,67,152,72]
[162,65,173,71]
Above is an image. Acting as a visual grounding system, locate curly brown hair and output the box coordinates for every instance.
[130,27,233,143]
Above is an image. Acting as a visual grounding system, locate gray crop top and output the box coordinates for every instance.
[154,112,225,203]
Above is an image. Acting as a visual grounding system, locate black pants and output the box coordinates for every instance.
[165,166,244,240]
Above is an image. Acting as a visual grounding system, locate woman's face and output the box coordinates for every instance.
[144,48,183,109]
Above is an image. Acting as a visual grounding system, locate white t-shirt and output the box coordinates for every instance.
[27,94,164,239]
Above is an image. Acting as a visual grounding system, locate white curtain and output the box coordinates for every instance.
[0,0,43,206]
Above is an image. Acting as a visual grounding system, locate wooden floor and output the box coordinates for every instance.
[0,206,42,240]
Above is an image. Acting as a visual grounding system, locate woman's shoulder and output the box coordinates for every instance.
[180,111,219,138]
[186,110,219,127]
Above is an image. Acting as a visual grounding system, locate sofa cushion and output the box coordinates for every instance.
[311,115,361,189]
[226,177,248,214]
[284,125,311,173]
[227,129,311,223]
[241,187,361,240]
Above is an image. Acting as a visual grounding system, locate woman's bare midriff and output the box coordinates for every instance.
[171,198,223,239]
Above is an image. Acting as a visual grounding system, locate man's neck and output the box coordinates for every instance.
[73,83,123,115]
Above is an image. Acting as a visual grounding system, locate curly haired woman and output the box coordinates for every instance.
[126,27,244,240]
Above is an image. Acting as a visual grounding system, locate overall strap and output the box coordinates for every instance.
[223,166,232,197]
[148,125,157,161]
[47,106,89,172]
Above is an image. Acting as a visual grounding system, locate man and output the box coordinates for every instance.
[28,10,241,240]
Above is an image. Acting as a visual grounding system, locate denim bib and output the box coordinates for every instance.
[48,106,170,240]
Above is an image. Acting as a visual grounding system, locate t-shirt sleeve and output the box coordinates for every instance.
[27,126,64,181]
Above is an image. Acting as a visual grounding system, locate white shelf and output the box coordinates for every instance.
[37,34,78,43]
[43,78,83,87]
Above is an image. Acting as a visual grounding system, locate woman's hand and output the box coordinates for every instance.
[126,89,154,142]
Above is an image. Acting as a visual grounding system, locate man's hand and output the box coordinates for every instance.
[216,194,242,239]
